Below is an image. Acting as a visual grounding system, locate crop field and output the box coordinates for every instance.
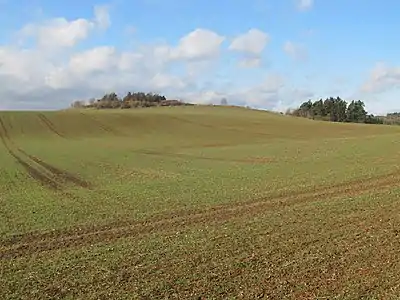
[2,106,400,299]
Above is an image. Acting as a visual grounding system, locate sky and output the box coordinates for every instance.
[1,0,400,114]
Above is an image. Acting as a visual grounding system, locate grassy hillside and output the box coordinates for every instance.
[2,106,400,299]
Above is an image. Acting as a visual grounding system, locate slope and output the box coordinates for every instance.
[2,106,400,299]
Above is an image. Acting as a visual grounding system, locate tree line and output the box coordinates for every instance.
[71,93,400,126]
[71,91,192,109]
[286,97,384,124]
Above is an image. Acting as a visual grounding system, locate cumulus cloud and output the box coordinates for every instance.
[19,18,94,48]
[283,41,308,61]
[180,73,287,109]
[0,5,313,112]
[229,28,269,68]
[360,62,400,94]
[229,29,269,55]
[169,28,225,61]
[150,73,187,90]
[18,5,110,49]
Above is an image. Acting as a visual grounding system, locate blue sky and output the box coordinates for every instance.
[1,0,400,114]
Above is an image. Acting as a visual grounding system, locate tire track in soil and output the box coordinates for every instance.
[169,116,271,137]
[0,116,92,191]
[79,112,123,136]
[1,166,400,259]
[38,113,65,138]
[134,149,273,164]
[0,117,61,191]
[17,149,92,189]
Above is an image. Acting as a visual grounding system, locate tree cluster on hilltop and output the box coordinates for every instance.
[286,97,384,124]
[71,91,192,109]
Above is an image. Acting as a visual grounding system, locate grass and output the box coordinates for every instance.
[2,105,400,299]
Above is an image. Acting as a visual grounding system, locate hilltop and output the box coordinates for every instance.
[2,105,399,141]
[70,91,193,109]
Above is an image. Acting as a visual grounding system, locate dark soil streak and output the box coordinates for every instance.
[170,116,270,137]
[18,149,92,189]
[0,116,92,190]
[79,112,122,136]
[0,117,61,191]
[136,149,272,164]
[38,114,65,138]
[1,167,399,259]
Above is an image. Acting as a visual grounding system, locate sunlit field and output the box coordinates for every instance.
[2,106,400,299]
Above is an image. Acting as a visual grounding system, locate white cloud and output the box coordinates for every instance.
[19,18,94,48]
[229,28,269,55]
[18,5,110,49]
[261,74,285,92]
[69,46,118,74]
[0,46,55,92]
[238,57,262,68]
[283,41,308,61]
[0,7,313,112]
[229,29,269,68]
[181,90,228,105]
[180,74,286,108]
[44,46,121,90]
[94,5,111,29]
[296,0,313,11]
[360,62,400,94]
[169,28,225,61]
[150,73,187,90]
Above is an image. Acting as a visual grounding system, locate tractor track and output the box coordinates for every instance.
[0,117,62,191]
[169,116,271,137]
[0,116,92,191]
[38,113,65,138]
[1,114,399,259]
[79,112,123,136]
[1,165,399,259]
[17,149,92,189]
[134,149,273,164]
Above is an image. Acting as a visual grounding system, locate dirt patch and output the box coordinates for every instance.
[1,167,399,259]
[38,114,65,138]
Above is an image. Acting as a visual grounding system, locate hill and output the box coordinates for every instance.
[2,106,400,299]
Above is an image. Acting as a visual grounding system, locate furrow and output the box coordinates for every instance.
[17,149,92,189]
[1,166,399,259]
[38,113,65,138]
[0,117,61,191]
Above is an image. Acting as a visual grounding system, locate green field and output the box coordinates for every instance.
[2,106,400,299]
